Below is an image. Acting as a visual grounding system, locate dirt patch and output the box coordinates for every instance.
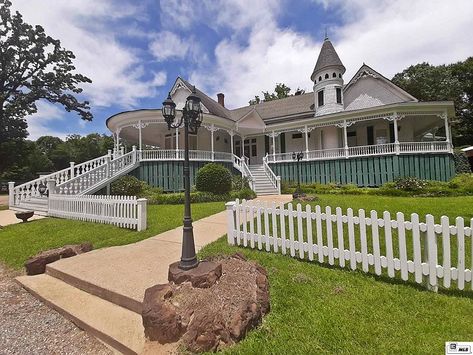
[142,254,270,353]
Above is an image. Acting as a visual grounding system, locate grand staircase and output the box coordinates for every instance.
[10,150,139,214]
[249,164,280,195]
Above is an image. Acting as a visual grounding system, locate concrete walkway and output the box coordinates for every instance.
[42,195,293,313]
[0,209,45,227]
[17,195,292,354]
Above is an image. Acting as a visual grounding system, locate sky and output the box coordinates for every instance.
[9,0,473,140]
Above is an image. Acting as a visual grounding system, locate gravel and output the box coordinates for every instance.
[0,263,112,355]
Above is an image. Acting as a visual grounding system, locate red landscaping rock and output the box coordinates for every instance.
[142,255,270,353]
[168,260,222,288]
[25,243,93,275]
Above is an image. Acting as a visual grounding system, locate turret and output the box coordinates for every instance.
[311,37,345,116]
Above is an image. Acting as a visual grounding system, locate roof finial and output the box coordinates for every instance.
[324,27,328,40]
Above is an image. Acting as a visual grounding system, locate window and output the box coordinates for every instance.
[292,133,302,139]
[339,73,342,78]
[336,87,342,104]
[318,90,324,107]
[325,73,329,79]
[333,72,336,78]
[318,76,322,82]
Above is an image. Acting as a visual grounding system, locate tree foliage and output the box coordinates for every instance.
[0,0,93,144]
[392,58,473,146]
[249,83,305,105]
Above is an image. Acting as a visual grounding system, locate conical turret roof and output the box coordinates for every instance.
[310,38,345,81]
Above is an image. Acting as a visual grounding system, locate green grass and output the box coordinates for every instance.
[0,205,8,211]
[0,202,225,268]
[199,195,473,354]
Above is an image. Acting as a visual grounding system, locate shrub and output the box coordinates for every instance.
[196,163,232,194]
[230,188,257,200]
[393,177,427,191]
[111,175,145,196]
[232,175,250,190]
[449,173,473,194]
[453,150,472,174]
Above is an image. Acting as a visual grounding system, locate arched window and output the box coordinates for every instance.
[333,72,336,78]
[318,76,322,82]
[325,73,329,79]
[339,73,342,78]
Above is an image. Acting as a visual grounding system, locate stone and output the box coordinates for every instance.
[142,284,185,343]
[168,261,222,288]
[25,243,93,275]
[143,257,270,353]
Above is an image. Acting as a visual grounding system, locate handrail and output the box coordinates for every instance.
[239,155,254,191]
[139,149,233,162]
[269,141,451,163]
[263,154,281,194]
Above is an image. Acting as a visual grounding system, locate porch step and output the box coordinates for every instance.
[16,274,148,355]
[249,165,279,196]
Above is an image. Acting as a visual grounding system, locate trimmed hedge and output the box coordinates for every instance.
[147,189,256,205]
[111,175,145,196]
[196,163,232,194]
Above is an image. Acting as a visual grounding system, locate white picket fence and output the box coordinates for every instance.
[226,200,473,291]
[48,194,147,231]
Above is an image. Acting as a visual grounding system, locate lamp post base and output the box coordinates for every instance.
[168,260,222,288]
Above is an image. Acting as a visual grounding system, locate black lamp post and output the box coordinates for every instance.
[292,151,304,198]
[162,87,203,270]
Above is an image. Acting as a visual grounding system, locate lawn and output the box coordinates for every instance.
[199,194,473,354]
[0,202,225,269]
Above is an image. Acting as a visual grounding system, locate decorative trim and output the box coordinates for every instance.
[132,122,149,129]
[202,124,220,132]
[266,131,281,138]
[350,69,378,85]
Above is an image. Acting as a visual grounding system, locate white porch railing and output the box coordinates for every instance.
[48,194,147,231]
[269,141,452,163]
[239,156,255,190]
[139,149,234,162]
[226,199,473,292]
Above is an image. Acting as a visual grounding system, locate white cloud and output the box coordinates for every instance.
[26,102,69,140]
[11,0,166,109]
[181,0,473,108]
[149,31,192,61]
[151,71,168,86]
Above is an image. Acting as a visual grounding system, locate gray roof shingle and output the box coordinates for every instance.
[310,39,345,81]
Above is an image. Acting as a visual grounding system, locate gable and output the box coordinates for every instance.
[170,78,210,114]
[344,65,417,111]
[236,109,266,135]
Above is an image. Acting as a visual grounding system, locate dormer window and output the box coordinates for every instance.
[336,87,342,104]
[318,90,324,107]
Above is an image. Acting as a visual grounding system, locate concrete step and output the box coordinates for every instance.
[16,274,151,355]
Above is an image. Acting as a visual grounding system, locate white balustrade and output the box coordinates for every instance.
[269,141,451,163]
[263,154,281,194]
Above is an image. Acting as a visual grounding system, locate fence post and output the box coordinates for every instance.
[70,162,75,179]
[137,198,147,231]
[276,176,281,195]
[8,182,15,207]
[47,179,56,214]
[423,214,439,292]
[226,201,236,245]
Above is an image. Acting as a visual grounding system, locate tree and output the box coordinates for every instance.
[392,59,473,146]
[0,0,93,145]
[249,83,300,105]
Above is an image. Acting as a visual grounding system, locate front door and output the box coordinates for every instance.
[243,138,257,164]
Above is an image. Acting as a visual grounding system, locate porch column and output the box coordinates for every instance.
[116,129,121,155]
[138,120,143,151]
[272,131,276,161]
[175,127,179,159]
[230,130,234,156]
[241,136,245,158]
[343,120,349,158]
[443,113,451,152]
[211,124,215,161]
[393,116,400,155]
[304,126,309,156]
